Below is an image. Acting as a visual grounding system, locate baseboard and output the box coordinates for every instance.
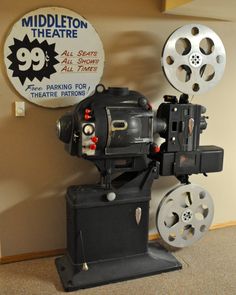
[1,220,236,264]
[210,220,236,230]
[0,248,65,264]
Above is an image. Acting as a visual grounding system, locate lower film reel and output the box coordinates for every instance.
[162,24,226,95]
[156,184,214,248]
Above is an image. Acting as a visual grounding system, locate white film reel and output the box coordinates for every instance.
[156,184,214,248]
[162,24,226,95]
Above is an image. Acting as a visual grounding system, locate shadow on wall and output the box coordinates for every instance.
[0,107,99,257]
[103,31,168,103]
[0,167,99,257]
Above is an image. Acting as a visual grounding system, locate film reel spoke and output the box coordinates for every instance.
[156,184,214,248]
[161,216,185,245]
[194,222,208,235]
[162,24,226,95]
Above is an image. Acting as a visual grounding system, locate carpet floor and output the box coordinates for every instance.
[1,226,236,295]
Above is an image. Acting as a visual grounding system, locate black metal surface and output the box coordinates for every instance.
[55,84,224,291]
[57,85,223,180]
[65,164,157,265]
[55,241,182,292]
[154,145,223,176]
[156,102,203,152]
[66,190,150,264]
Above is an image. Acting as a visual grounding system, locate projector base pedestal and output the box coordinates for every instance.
[55,241,182,292]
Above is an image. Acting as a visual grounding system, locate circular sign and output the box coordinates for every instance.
[4,7,105,108]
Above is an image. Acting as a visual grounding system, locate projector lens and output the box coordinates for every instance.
[56,114,73,143]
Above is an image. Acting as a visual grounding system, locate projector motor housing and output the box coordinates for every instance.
[57,85,223,180]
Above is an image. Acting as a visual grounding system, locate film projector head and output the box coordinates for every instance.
[57,24,226,249]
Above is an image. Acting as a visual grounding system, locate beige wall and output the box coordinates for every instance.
[0,0,235,257]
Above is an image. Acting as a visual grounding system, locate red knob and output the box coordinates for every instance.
[89,144,97,150]
[91,136,98,143]
[153,146,160,153]
[84,114,91,121]
[85,108,92,114]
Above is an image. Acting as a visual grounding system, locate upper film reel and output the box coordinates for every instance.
[162,24,226,95]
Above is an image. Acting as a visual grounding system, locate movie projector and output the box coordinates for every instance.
[55,24,226,291]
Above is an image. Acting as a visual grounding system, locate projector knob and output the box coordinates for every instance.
[106,192,116,201]
[153,146,160,153]
[84,114,91,121]
[89,144,97,150]
[91,136,98,143]
[85,108,92,114]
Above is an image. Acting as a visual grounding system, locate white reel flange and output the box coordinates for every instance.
[156,184,214,248]
[162,24,226,95]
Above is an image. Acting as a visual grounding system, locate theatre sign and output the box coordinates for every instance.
[4,7,105,108]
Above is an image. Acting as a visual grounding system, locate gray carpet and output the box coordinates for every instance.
[1,227,236,295]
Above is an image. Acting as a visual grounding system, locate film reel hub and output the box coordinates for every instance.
[189,52,202,68]
[181,208,193,222]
